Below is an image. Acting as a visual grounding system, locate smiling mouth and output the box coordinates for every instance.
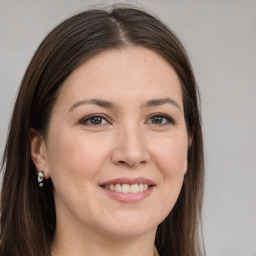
[101,183,152,193]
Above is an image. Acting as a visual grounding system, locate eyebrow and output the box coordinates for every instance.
[141,98,182,112]
[68,97,181,112]
[68,99,114,112]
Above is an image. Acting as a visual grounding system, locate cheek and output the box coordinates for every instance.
[45,131,111,219]
[152,133,188,178]
[146,133,188,223]
[46,131,108,186]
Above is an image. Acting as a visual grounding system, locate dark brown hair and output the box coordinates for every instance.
[0,6,204,256]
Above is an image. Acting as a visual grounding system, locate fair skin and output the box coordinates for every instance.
[30,46,191,256]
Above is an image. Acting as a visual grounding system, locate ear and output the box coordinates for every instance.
[184,126,194,175]
[183,158,188,175]
[29,128,50,179]
[188,125,195,148]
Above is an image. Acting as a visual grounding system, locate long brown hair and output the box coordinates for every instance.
[0,6,205,256]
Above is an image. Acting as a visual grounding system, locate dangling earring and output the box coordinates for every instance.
[37,171,44,187]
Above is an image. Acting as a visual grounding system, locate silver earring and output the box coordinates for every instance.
[37,171,44,187]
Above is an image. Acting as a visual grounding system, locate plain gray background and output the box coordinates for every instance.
[0,0,255,255]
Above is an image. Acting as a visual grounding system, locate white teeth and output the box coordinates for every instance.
[103,183,150,193]
[115,184,122,192]
[130,184,139,193]
[139,183,144,192]
[122,184,130,193]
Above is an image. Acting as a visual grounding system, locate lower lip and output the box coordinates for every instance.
[100,186,155,203]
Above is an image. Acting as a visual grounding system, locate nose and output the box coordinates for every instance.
[110,125,150,168]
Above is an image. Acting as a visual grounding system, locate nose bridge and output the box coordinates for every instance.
[111,120,149,168]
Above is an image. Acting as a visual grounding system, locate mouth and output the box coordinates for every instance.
[99,177,156,202]
[101,183,152,193]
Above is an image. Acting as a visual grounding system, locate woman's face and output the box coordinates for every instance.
[33,46,190,238]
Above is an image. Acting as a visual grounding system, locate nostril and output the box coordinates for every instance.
[117,159,147,168]
[119,161,128,166]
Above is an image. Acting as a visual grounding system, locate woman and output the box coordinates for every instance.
[0,6,205,256]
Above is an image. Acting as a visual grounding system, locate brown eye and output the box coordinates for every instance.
[151,116,164,124]
[147,114,175,126]
[79,115,109,126]
[90,116,103,125]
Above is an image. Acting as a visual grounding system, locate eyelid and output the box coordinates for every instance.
[78,113,175,127]
[78,114,112,126]
[146,113,176,126]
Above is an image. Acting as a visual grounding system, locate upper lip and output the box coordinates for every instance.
[100,177,156,186]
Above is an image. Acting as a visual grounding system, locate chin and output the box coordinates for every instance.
[98,215,159,238]
[105,226,156,238]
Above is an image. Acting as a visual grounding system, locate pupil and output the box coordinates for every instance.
[91,117,102,125]
[152,116,162,124]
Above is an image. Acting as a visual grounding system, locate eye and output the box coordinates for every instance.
[146,114,175,126]
[79,114,110,127]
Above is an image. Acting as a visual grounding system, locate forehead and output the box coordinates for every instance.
[56,46,183,109]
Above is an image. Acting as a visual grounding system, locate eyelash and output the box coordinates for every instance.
[79,114,110,127]
[79,113,175,127]
[146,113,175,126]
